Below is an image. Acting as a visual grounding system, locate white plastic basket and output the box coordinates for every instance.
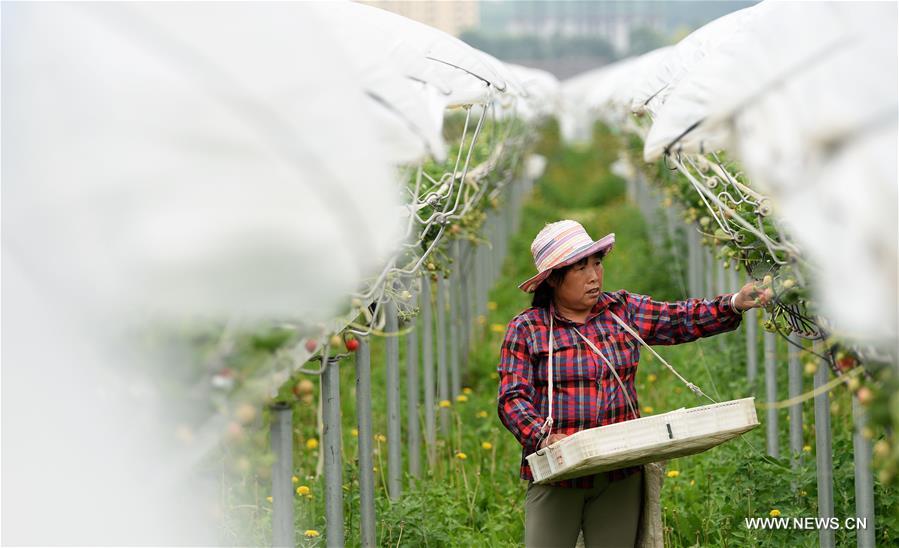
[526,397,759,484]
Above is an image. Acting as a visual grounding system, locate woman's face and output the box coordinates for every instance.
[550,253,604,310]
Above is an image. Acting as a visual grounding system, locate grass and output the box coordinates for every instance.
[219,121,897,547]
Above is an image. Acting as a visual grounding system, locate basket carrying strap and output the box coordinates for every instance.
[572,327,639,420]
[538,314,556,440]
[537,308,715,446]
[606,310,715,404]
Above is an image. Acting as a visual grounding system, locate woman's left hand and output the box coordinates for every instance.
[733,281,773,312]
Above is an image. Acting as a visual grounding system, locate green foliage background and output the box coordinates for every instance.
[221,122,897,547]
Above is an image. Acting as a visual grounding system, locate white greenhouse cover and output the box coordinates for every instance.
[721,1,898,346]
[628,6,754,118]
[319,2,519,109]
[566,0,898,355]
[559,59,635,143]
[559,48,671,142]
[3,2,405,544]
[505,63,561,121]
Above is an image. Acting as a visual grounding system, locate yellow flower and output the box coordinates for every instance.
[487,301,498,310]
[372,466,378,472]
[351,428,359,437]
[476,410,489,419]
[439,400,452,408]
[375,434,387,443]
[455,452,467,460]
[306,438,319,450]
[266,496,273,503]
[491,323,505,333]
[666,470,680,478]
[803,445,812,453]
[477,315,487,326]
[456,394,468,403]
[648,374,657,383]
[642,406,654,414]
[296,485,311,496]
[689,480,695,487]
[481,442,493,450]
[304,530,320,538]
[291,475,299,484]
[799,490,807,497]
[463,387,473,395]
[769,509,781,517]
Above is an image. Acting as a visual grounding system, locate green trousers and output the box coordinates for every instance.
[524,469,644,548]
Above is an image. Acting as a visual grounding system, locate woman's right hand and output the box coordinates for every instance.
[539,433,569,449]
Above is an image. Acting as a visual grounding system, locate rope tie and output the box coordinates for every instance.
[607,310,716,404]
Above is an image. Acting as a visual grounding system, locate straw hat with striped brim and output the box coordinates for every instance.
[518,220,615,293]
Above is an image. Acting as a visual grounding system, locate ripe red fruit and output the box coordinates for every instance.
[345,338,359,352]
[836,354,857,372]
[304,339,317,353]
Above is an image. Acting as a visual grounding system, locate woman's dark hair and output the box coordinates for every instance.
[531,269,565,308]
[530,251,606,308]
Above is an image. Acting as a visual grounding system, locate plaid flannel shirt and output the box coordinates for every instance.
[497,289,742,488]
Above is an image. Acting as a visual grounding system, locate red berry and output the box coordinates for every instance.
[836,355,857,372]
[304,339,317,353]
[345,338,359,352]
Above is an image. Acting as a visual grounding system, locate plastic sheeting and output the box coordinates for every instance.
[2,2,404,544]
[723,2,898,347]
[559,48,670,143]
[629,7,753,118]
[504,63,561,121]
[3,2,405,321]
[564,0,898,356]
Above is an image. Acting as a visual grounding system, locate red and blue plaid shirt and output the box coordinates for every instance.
[497,289,742,488]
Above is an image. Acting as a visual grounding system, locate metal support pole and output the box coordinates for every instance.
[763,325,779,458]
[322,356,344,547]
[406,316,420,480]
[687,229,698,297]
[716,260,726,297]
[384,300,402,500]
[813,343,835,548]
[787,333,803,463]
[437,275,450,434]
[462,242,472,371]
[355,339,376,547]
[270,402,293,548]
[852,396,876,548]
[745,277,758,384]
[727,266,739,340]
[421,275,436,467]
[727,267,739,298]
[450,243,461,399]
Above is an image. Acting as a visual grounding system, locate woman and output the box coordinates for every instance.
[497,220,769,547]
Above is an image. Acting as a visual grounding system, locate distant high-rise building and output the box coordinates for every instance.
[360,1,480,37]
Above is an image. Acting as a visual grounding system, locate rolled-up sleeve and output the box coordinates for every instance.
[626,292,742,346]
[497,319,546,454]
